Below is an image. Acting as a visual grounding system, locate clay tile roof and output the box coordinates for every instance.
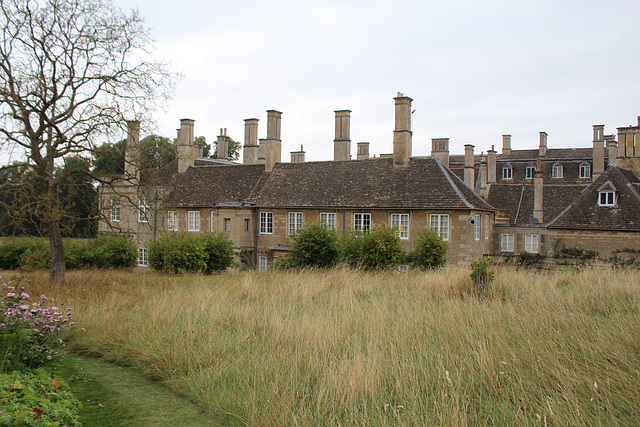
[547,166,640,230]
[253,157,495,210]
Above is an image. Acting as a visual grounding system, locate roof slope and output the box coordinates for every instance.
[486,183,585,226]
[497,148,595,161]
[253,157,495,210]
[547,166,640,230]
[165,163,266,207]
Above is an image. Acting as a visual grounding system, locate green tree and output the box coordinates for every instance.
[94,135,175,176]
[57,157,98,238]
[286,222,339,269]
[410,228,448,269]
[0,0,178,282]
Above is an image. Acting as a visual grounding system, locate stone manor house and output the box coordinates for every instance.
[98,93,640,269]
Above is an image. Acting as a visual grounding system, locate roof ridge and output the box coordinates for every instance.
[435,159,473,209]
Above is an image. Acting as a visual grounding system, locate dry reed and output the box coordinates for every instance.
[4,267,639,426]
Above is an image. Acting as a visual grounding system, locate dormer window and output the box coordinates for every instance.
[502,164,513,180]
[525,166,535,179]
[597,181,617,207]
[552,163,563,179]
[579,162,591,179]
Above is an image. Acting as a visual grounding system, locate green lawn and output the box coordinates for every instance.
[49,353,215,426]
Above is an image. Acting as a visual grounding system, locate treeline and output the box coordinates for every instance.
[0,134,240,238]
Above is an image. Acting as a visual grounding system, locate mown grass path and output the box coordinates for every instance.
[49,353,215,426]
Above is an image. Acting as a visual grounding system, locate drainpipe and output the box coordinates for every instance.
[253,206,259,269]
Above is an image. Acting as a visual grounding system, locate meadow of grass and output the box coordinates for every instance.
[4,267,639,426]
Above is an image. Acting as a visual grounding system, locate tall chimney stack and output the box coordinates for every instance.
[217,128,229,160]
[478,154,487,194]
[606,137,618,166]
[502,135,511,154]
[291,145,305,163]
[487,145,497,183]
[533,157,543,223]
[539,132,548,157]
[264,110,282,172]
[431,138,450,167]
[124,120,140,180]
[177,118,195,173]
[357,142,370,160]
[464,144,475,189]
[243,118,259,164]
[393,92,412,167]
[593,125,605,180]
[333,110,351,161]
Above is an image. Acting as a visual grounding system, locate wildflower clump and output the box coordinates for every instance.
[0,280,77,372]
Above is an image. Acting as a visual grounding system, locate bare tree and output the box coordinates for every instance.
[0,0,179,283]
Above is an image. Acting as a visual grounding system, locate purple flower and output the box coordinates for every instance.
[21,292,30,300]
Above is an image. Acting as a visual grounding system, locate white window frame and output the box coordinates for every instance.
[288,212,303,235]
[188,210,200,232]
[244,218,250,232]
[484,215,490,240]
[320,212,336,230]
[138,247,148,266]
[500,234,514,252]
[390,213,409,239]
[525,167,535,179]
[579,163,591,179]
[598,191,616,207]
[552,164,563,179]
[502,165,512,180]
[260,212,273,234]
[429,214,449,241]
[167,211,178,231]
[210,211,215,232]
[524,234,539,253]
[110,199,120,222]
[474,214,481,240]
[224,218,231,232]
[138,198,149,223]
[258,255,269,271]
[354,213,371,231]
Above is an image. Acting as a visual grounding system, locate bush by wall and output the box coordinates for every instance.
[336,225,405,270]
[358,224,405,270]
[86,234,137,269]
[285,222,339,269]
[410,228,448,270]
[201,232,235,273]
[149,232,234,274]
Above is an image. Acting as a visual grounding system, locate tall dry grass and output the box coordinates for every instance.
[5,267,639,426]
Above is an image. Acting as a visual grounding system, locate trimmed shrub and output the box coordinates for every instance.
[149,232,208,274]
[338,228,365,268]
[0,238,49,270]
[17,239,51,271]
[359,224,405,271]
[86,234,137,269]
[410,228,448,270]
[64,239,91,269]
[286,222,339,269]
[201,232,235,273]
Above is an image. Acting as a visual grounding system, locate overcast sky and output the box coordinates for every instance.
[116,0,640,161]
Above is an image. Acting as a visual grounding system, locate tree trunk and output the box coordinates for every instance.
[48,220,66,284]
